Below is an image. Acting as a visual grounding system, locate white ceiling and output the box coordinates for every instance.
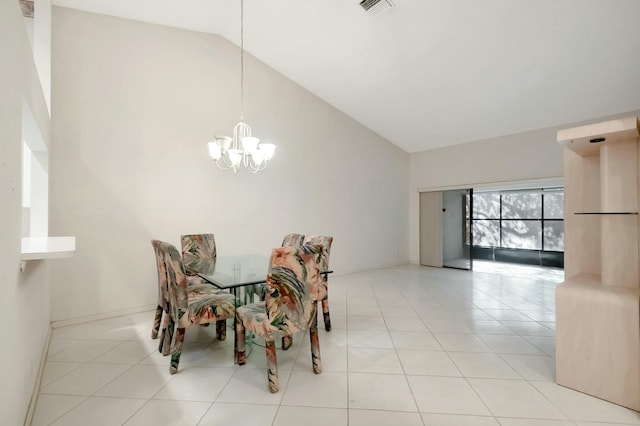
[52,0,640,153]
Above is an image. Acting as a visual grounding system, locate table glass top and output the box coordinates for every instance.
[198,255,270,289]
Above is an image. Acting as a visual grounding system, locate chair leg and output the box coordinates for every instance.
[266,340,279,393]
[216,319,227,341]
[310,309,322,374]
[236,319,247,365]
[162,313,176,356]
[170,327,186,374]
[282,335,293,350]
[161,314,174,356]
[322,297,331,332]
[151,305,163,339]
[158,330,165,353]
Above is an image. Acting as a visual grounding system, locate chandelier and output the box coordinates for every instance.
[208,0,275,173]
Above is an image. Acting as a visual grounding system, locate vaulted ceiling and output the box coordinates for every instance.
[52,0,640,153]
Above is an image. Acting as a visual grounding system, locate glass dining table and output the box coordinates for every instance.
[198,254,332,362]
[197,255,269,360]
[198,255,269,298]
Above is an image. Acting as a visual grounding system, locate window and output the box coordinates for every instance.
[21,99,48,237]
[502,220,542,250]
[470,188,564,252]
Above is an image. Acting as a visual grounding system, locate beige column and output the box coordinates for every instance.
[600,138,639,288]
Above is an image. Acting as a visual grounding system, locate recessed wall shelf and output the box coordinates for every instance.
[20,236,76,271]
[574,212,638,215]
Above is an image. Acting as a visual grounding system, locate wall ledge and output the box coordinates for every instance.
[20,236,75,271]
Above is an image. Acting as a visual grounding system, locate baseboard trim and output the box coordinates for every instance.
[23,324,52,426]
[334,261,410,276]
[51,305,155,329]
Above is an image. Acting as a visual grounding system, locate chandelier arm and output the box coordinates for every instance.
[215,155,235,171]
[248,158,269,173]
[219,155,234,170]
[221,153,238,173]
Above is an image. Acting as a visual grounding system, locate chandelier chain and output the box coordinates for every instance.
[240,0,244,122]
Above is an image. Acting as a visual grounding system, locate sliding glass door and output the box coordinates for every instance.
[442,188,473,270]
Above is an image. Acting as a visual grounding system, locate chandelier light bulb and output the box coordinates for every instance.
[252,149,265,165]
[208,141,222,160]
[259,143,276,160]
[227,149,242,166]
[217,136,232,152]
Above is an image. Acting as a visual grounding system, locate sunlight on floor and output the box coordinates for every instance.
[473,260,565,283]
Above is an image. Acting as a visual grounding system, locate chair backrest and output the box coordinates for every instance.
[151,240,170,309]
[265,245,323,334]
[181,234,217,276]
[304,235,333,270]
[281,233,305,247]
[156,241,190,317]
[282,234,333,267]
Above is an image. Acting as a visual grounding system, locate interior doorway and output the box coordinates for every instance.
[442,188,472,270]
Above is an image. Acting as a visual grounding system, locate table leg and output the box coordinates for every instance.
[233,287,238,364]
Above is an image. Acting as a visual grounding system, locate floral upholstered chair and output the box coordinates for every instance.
[250,234,305,303]
[157,241,235,374]
[151,235,221,355]
[181,234,217,285]
[280,234,334,350]
[151,240,172,355]
[236,245,324,392]
[281,233,305,247]
[304,235,334,331]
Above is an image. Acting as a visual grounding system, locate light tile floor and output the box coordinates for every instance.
[32,263,640,425]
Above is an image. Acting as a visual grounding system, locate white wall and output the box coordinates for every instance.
[34,0,52,114]
[0,1,52,424]
[50,7,410,321]
[410,127,563,263]
[409,111,640,264]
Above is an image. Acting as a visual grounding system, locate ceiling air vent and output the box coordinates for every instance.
[359,0,395,16]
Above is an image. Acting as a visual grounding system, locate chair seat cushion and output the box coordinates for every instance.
[183,285,235,326]
[237,302,286,341]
